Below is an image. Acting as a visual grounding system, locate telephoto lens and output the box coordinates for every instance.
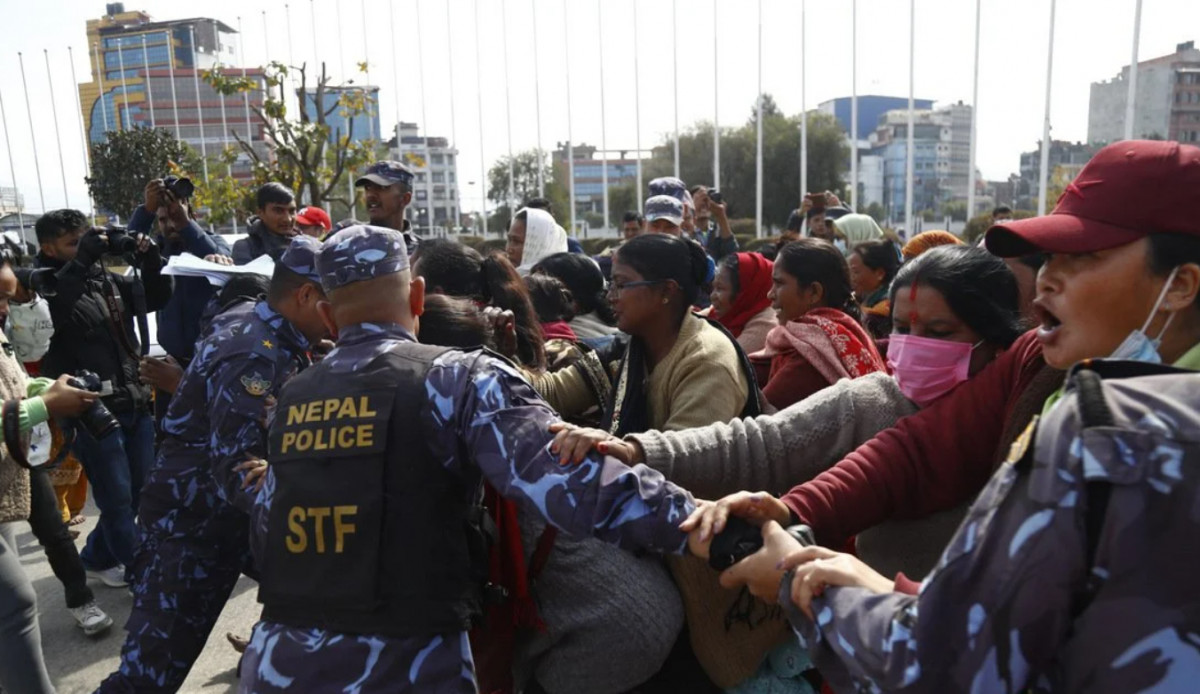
[65,370,121,439]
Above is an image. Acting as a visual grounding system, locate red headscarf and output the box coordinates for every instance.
[715,252,774,338]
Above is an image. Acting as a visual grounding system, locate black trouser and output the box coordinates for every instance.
[27,467,94,609]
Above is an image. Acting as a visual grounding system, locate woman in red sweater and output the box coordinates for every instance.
[755,239,886,410]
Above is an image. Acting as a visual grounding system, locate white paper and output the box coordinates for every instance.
[162,253,275,286]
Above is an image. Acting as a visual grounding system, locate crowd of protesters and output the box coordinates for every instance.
[0,139,1197,694]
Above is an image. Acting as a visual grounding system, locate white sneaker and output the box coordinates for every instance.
[69,601,113,636]
[86,565,129,588]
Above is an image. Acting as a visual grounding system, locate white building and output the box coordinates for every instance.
[390,122,461,230]
[1088,41,1200,144]
[0,187,24,216]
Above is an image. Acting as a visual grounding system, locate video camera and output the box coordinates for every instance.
[162,175,195,201]
[93,225,140,256]
[66,370,120,439]
[12,266,58,298]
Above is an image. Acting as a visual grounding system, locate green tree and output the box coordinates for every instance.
[485,149,572,231]
[204,60,380,216]
[85,127,202,218]
[864,202,886,224]
[606,183,637,227]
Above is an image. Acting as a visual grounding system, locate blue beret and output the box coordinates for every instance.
[355,160,415,187]
[278,235,322,283]
[316,224,410,291]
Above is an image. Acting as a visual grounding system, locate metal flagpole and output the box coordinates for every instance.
[500,0,515,213]
[360,0,375,141]
[0,89,28,242]
[475,0,489,235]
[800,0,807,202]
[17,54,46,214]
[850,0,858,210]
[93,43,111,135]
[286,4,296,69]
[335,5,346,83]
[904,0,915,235]
[446,0,461,229]
[189,26,210,186]
[165,32,180,138]
[713,0,719,190]
[598,0,609,232]
[755,0,763,238]
[310,0,320,70]
[69,46,97,222]
[416,0,435,231]
[238,18,251,154]
[44,50,70,206]
[633,1,643,211]
[967,0,981,224]
[1038,0,1056,217]
[213,20,236,233]
[116,42,131,130]
[531,0,544,198]
[562,0,576,236]
[672,0,680,178]
[390,0,401,131]
[1124,0,1143,140]
[140,36,156,128]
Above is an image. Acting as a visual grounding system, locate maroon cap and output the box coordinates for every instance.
[985,140,1200,257]
[295,206,332,231]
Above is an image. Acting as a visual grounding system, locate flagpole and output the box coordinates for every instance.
[904,0,915,236]
[69,46,97,222]
[140,36,156,129]
[17,53,46,214]
[598,0,609,232]
[116,42,130,130]
[633,1,643,211]
[445,0,461,230]
[416,0,434,231]
[189,26,210,186]
[500,0,515,213]
[1124,0,1143,141]
[755,0,763,238]
[212,21,235,232]
[93,43,111,135]
[44,50,70,207]
[672,0,680,178]
[966,0,981,223]
[800,0,807,202]
[562,0,576,236]
[360,0,375,141]
[238,17,251,156]
[850,0,858,210]
[531,0,544,198]
[286,4,296,69]
[713,0,720,190]
[310,0,320,70]
[1037,0,1056,217]
[165,33,179,138]
[0,89,29,242]
[474,0,489,236]
[390,0,401,131]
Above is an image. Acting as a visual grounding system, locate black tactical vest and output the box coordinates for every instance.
[259,342,489,637]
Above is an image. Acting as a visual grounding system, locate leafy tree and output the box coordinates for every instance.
[606,183,637,228]
[864,202,886,224]
[486,149,572,232]
[85,127,202,218]
[204,61,380,216]
[962,209,1036,244]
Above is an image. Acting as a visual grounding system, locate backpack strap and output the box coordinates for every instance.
[1068,365,1117,621]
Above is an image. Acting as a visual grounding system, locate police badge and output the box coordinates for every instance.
[241,373,271,397]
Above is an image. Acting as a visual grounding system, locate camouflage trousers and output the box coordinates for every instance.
[96,513,251,694]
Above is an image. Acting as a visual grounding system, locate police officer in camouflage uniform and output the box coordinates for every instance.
[239,224,700,693]
[97,237,329,694]
[354,160,420,253]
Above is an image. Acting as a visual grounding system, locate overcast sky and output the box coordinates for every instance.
[1,0,1196,216]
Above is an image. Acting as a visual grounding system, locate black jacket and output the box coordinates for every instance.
[232,219,293,265]
[37,250,172,413]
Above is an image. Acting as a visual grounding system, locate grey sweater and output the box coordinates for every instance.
[628,373,965,580]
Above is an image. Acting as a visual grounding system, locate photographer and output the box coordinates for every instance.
[35,209,172,587]
[128,177,231,367]
[690,185,737,262]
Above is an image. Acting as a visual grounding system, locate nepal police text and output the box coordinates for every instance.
[280,396,379,453]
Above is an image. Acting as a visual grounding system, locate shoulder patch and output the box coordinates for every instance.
[241,372,272,397]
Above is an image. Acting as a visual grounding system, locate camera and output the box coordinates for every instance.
[163,175,195,200]
[66,370,120,439]
[100,226,140,255]
[12,267,58,297]
[708,190,724,205]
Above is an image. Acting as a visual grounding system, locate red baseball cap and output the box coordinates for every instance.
[986,140,1200,257]
[295,206,332,231]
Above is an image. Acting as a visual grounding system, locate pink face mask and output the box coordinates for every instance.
[887,334,981,407]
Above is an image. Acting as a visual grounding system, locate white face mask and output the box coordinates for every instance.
[1109,266,1180,364]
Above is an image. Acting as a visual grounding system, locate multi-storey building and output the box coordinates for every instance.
[1088,41,1200,144]
[301,86,382,145]
[390,122,460,230]
[866,102,973,224]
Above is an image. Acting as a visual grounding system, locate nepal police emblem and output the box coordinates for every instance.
[241,373,271,397]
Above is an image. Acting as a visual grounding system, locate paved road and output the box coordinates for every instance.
[14,499,259,694]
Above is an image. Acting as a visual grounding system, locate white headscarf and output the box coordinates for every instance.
[516,207,568,275]
[833,214,885,249]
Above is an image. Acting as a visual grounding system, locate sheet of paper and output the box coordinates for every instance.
[162,253,275,286]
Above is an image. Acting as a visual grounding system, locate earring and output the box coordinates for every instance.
[662,297,669,304]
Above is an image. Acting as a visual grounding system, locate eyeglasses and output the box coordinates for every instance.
[607,279,663,297]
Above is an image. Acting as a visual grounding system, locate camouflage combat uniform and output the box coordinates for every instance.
[782,364,1200,693]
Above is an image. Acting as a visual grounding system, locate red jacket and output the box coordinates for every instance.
[781,330,1047,548]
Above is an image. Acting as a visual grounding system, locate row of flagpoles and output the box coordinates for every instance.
[0,0,1151,242]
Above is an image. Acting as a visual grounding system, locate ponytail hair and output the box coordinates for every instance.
[775,238,861,321]
[414,238,547,369]
[615,234,709,319]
